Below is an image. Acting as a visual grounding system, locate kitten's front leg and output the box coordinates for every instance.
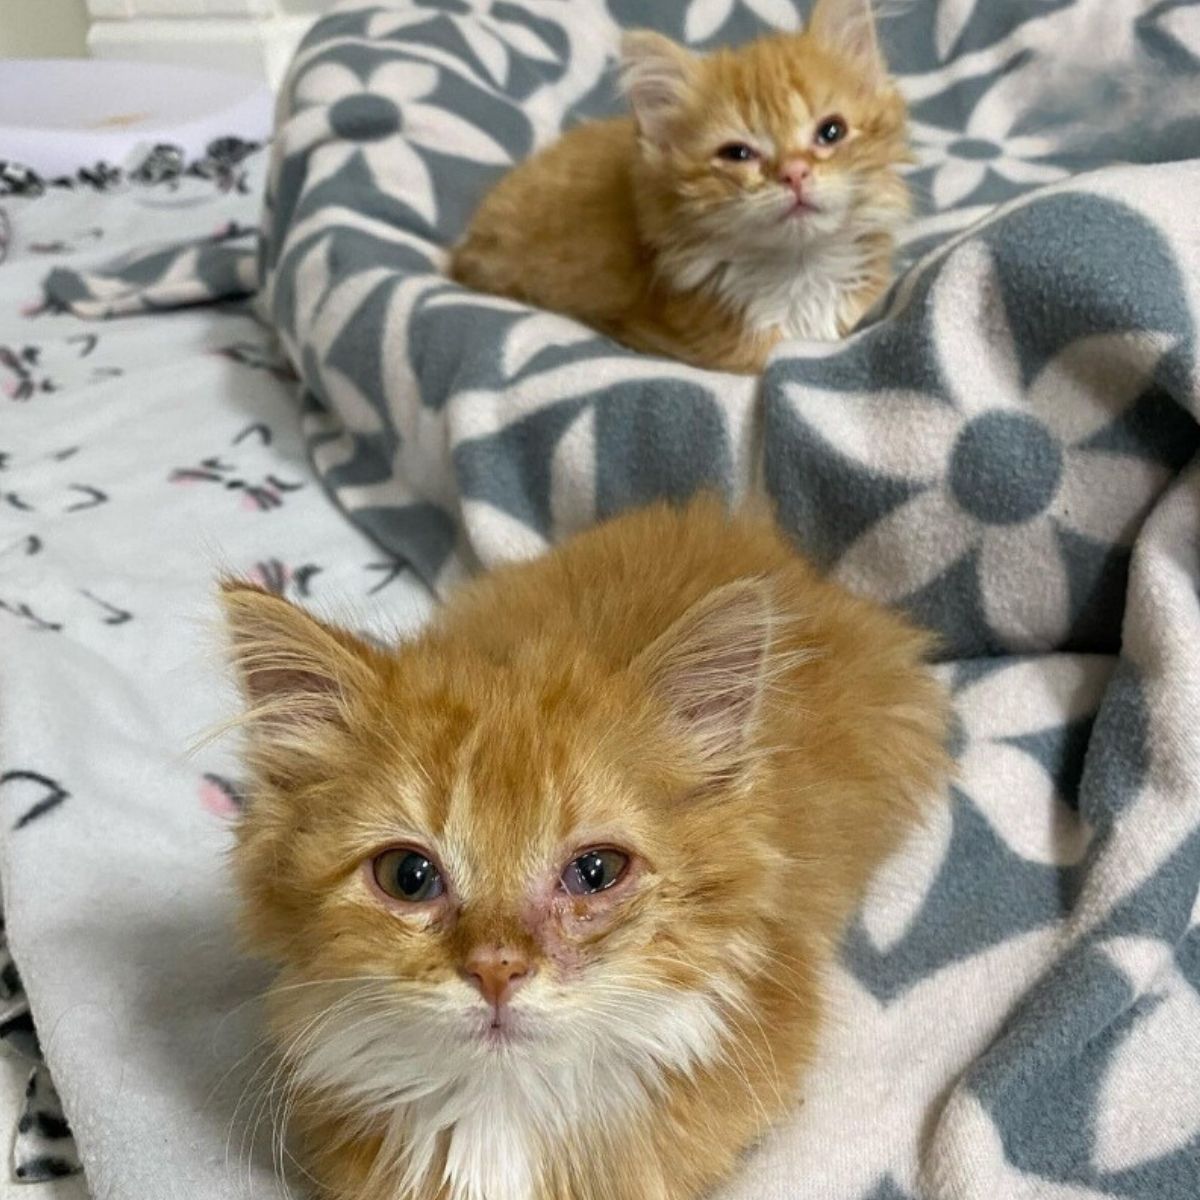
[704,327,783,374]
[836,242,897,336]
[622,309,781,374]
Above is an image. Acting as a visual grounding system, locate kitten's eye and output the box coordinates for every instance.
[715,142,759,163]
[561,849,629,896]
[815,115,848,146]
[372,849,444,903]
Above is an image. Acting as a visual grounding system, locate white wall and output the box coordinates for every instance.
[0,0,90,58]
[0,2,335,87]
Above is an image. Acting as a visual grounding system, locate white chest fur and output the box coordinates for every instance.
[721,236,876,341]
[296,982,732,1200]
[663,223,884,343]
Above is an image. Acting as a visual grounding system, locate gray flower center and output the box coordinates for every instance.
[950,411,1063,525]
[951,137,1003,161]
[329,93,402,141]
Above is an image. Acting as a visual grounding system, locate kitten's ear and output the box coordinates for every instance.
[619,30,697,145]
[635,578,775,782]
[807,0,886,85]
[220,581,381,760]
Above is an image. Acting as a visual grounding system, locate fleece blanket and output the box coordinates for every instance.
[23,0,1200,1197]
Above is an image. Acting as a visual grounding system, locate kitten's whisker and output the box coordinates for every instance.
[638,956,786,1116]
[266,994,404,1193]
[241,983,396,1196]
[208,975,404,1126]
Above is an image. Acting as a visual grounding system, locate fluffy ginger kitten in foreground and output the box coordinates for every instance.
[449,0,911,373]
[222,496,947,1200]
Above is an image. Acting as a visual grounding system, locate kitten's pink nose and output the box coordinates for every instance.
[463,946,532,1008]
[779,158,812,198]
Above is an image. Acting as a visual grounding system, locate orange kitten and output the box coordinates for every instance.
[222,496,947,1200]
[449,0,911,373]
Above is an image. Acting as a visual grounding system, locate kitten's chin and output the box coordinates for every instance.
[770,204,848,246]
[723,194,853,250]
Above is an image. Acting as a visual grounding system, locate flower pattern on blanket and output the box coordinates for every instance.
[290,54,511,229]
[199,773,245,819]
[367,3,564,89]
[786,241,1176,652]
[0,922,81,1183]
[0,441,135,633]
[0,136,261,200]
[850,657,1109,990]
[0,771,69,832]
[1,334,122,401]
[169,423,306,512]
[910,114,1067,213]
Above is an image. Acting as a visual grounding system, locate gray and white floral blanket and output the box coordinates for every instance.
[22,0,1200,1197]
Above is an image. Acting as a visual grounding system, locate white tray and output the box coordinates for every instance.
[0,59,273,176]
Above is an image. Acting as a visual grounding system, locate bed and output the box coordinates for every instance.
[4,1,1200,1198]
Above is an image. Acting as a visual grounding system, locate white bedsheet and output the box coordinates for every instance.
[0,171,434,1199]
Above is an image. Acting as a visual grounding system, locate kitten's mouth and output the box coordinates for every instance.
[783,198,821,220]
[476,1007,531,1046]
[483,1023,519,1045]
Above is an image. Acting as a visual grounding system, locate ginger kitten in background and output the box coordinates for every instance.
[223,496,947,1200]
[449,0,911,373]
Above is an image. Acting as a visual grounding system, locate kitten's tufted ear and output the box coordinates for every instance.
[220,582,382,770]
[619,30,697,145]
[635,578,776,782]
[807,0,886,85]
